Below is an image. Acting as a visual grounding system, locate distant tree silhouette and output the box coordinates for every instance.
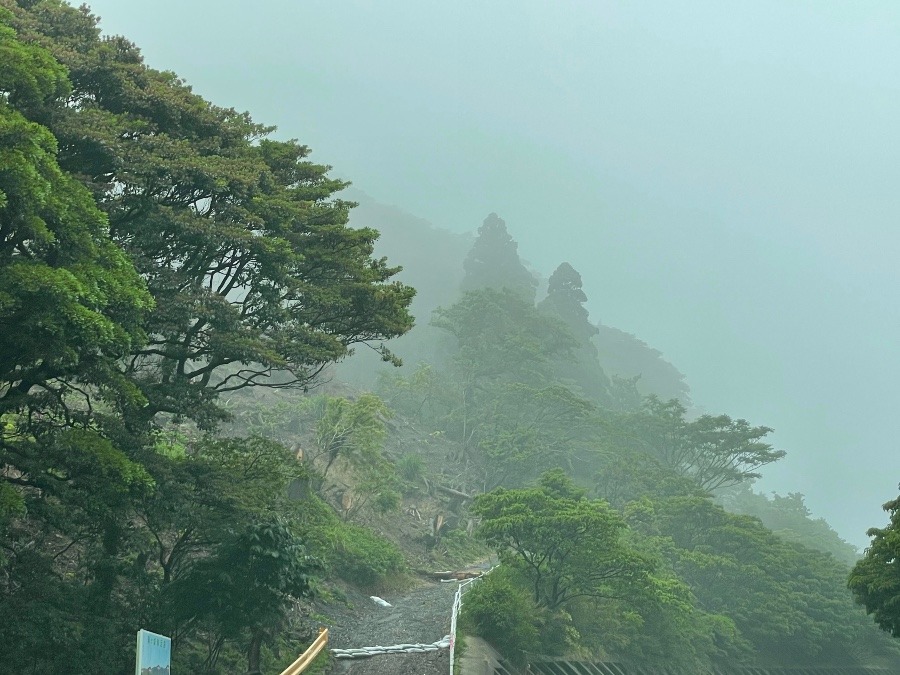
[461,213,537,302]
[538,262,611,405]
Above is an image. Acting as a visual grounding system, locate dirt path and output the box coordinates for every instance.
[323,579,458,675]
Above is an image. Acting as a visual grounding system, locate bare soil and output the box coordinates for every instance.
[322,577,459,675]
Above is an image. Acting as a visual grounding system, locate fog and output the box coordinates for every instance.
[86,0,900,548]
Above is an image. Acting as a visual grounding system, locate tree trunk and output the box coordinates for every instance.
[246,629,263,675]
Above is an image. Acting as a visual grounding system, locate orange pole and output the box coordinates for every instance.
[279,627,328,675]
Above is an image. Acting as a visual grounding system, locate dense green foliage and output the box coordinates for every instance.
[466,474,747,670]
[0,2,151,444]
[850,493,900,637]
[0,3,414,672]
[388,214,897,669]
[473,471,651,610]
[2,2,895,673]
[640,495,875,664]
[459,568,540,665]
[167,517,319,673]
[721,484,859,566]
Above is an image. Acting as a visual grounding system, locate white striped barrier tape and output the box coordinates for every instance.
[331,636,452,659]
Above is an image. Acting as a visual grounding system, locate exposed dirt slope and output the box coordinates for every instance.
[324,578,458,675]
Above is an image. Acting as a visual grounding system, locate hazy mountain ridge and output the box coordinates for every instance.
[2,4,891,672]
[594,324,691,405]
[354,197,889,669]
[340,190,691,407]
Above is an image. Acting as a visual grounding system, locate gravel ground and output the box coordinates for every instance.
[322,579,460,675]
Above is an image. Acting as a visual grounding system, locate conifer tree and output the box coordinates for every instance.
[461,212,537,302]
[538,262,611,404]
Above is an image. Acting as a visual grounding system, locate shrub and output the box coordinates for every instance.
[373,488,402,514]
[285,488,405,589]
[438,528,490,567]
[397,453,426,483]
[329,523,405,588]
[460,571,538,665]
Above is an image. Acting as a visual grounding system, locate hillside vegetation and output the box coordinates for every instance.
[2,3,899,674]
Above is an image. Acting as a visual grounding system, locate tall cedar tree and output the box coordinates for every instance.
[461,212,537,303]
[431,289,595,487]
[538,262,612,405]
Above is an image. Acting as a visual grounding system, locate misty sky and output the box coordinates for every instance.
[84,0,900,548]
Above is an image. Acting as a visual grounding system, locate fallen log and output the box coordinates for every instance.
[434,484,473,501]
[425,570,484,581]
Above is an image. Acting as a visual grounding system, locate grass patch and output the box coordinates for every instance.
[328,522,406,589]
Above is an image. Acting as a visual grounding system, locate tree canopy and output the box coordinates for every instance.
[0,10,151,420]
[850,493,900,637]
[644,495,877,663]
[5,0,414,429]
[632,396,784,491]
[473,470,652,610]
[538,261,612,404]
[460,212,537,302]
[0,3,414,671]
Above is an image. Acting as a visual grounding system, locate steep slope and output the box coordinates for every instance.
[594,323,692,404]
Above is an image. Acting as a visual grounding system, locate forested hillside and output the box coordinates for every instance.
[369,214,897,670]
[2,3,900,675]
[0,2,416,671]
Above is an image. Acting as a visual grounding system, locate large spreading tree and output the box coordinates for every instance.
[7,0,414,430]
[0,2,415,671]
[632,396,784,492]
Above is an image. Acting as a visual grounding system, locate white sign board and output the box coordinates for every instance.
[135,629,171,675]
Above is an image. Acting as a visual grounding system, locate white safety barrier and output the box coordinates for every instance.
[328,566,497,668]
[331,635,451,659]
[449,566,497,674]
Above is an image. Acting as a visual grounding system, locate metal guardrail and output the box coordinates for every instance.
[279,627,328,675]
